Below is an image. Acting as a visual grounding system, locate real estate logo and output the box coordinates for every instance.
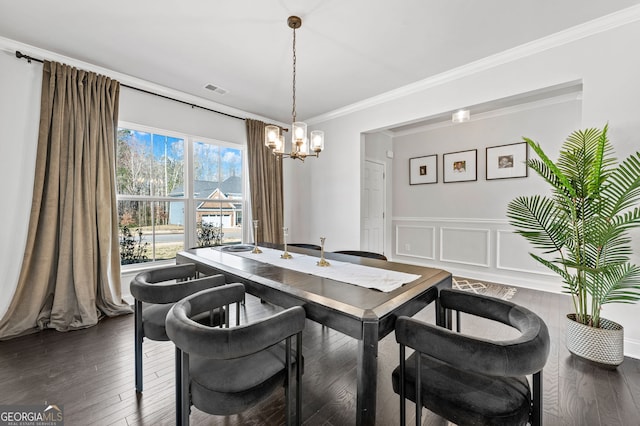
[0,404,63,426]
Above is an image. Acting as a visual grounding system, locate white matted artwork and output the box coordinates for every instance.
[409,154,437,185]
[443,149,477,183]
[486,142,528,180]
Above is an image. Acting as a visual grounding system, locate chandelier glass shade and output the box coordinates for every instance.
[264,16,324,161]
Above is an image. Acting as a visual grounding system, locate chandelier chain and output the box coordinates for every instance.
[292,27,297,123]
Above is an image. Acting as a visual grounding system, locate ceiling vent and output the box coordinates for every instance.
[204,83,228,95]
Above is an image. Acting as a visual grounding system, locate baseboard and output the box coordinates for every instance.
[624,337,640,360]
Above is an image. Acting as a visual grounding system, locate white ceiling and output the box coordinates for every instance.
[0,1,638,124]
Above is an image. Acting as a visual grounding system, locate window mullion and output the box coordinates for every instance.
[184,136,195,249]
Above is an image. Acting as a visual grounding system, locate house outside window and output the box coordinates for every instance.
[116,123,244,266]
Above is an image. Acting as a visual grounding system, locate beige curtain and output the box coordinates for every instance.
[246,119,284,244]
[0,61,132,340]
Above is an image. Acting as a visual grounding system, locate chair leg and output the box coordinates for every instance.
[296,331,302,424]
[399,344,406,426]
[285,336,292,426]
[415,351,422,426]
[175,346,182,426]
[178,350,190,426]
[134,300,143,393]
[532,370,543,426]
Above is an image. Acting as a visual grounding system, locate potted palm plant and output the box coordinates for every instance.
[507,125,640,367]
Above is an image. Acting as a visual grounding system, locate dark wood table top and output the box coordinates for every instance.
[177,245,451,335]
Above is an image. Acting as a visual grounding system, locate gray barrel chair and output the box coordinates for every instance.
[166,283,306,426]
[393,289,550,426]
[129,263,226,393]
[333,250,387,260]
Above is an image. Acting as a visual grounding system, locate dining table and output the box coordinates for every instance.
[176,244,452,425]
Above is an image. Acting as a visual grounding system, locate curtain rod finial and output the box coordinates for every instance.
[15,51,32,63]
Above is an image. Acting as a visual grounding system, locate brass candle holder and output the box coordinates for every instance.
[317,237,330,267]
[281,227,292,259]
[251,220,262,254]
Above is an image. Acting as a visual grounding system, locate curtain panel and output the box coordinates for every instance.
[0,61,131,340]
[246,119,284,244]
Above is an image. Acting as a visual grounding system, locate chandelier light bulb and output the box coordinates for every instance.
[265,125,280,148]
[310,130,324,152]
[299,137,309,155]
[275,135,285,154]
[293,121,307,142]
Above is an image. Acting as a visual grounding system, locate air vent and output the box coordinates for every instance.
[204,83,228,95]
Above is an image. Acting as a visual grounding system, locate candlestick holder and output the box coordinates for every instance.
[251,220,262,254]
[281,227,292,259]
[317,237,330,267]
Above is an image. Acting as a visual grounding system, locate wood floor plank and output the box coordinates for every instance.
[1,287,640,425]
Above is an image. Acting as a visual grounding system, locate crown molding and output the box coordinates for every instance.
[307,4,640,125]
[0,36,286,127]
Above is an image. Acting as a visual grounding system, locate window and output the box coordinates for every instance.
[116,124,244,266]
[193,142,244,247]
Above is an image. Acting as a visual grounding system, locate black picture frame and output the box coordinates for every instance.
[443,149,477,183]
[409,155,438,185]
[486,142,528,180]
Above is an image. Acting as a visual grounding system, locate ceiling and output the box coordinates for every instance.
[0,1,638,124]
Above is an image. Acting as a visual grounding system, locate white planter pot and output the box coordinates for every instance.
[566,314,624,368]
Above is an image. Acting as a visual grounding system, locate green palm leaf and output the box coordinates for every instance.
[507,195,567,253]
[509,125,640,328]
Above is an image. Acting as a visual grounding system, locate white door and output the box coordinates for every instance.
[363,160,385,254]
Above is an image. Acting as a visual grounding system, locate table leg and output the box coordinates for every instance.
[356,318,378,426]
[436,280,453,329]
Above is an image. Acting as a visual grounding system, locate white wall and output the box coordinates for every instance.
[292,18,640,357]
[0,51,41,317]
[119,88,246,144]
[391,97,582,287]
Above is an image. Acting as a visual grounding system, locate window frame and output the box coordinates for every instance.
[116,121,246,268]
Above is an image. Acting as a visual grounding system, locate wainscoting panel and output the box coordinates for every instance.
[496,229,556,276]
[440,227,490,267]
[395,225,435,260]
[392,217,639,359]
[392,217,559,292]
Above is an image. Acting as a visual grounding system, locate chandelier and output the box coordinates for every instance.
[264,16,324,161]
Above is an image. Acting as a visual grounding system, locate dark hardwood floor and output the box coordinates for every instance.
[1,285,639,425]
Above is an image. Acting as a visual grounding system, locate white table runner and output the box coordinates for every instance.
[221,246,420,292]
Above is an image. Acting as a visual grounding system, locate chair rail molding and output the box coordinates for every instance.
[392,216,508,224]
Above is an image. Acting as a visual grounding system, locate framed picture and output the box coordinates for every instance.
[409,155,438,185]
[486,142,528,180]
[443,149,477,183]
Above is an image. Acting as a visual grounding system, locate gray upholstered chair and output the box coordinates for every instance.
[130,263,226,393]
[333,250,387,260]
[166,283,306,426]
[392,289,550,426]
[288,243,321,250]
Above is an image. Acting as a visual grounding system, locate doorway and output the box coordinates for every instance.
[362,160,385,254]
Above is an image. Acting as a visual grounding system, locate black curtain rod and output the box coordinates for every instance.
[15,50,246,122]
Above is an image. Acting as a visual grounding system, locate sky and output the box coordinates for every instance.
[125,129,242,181]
